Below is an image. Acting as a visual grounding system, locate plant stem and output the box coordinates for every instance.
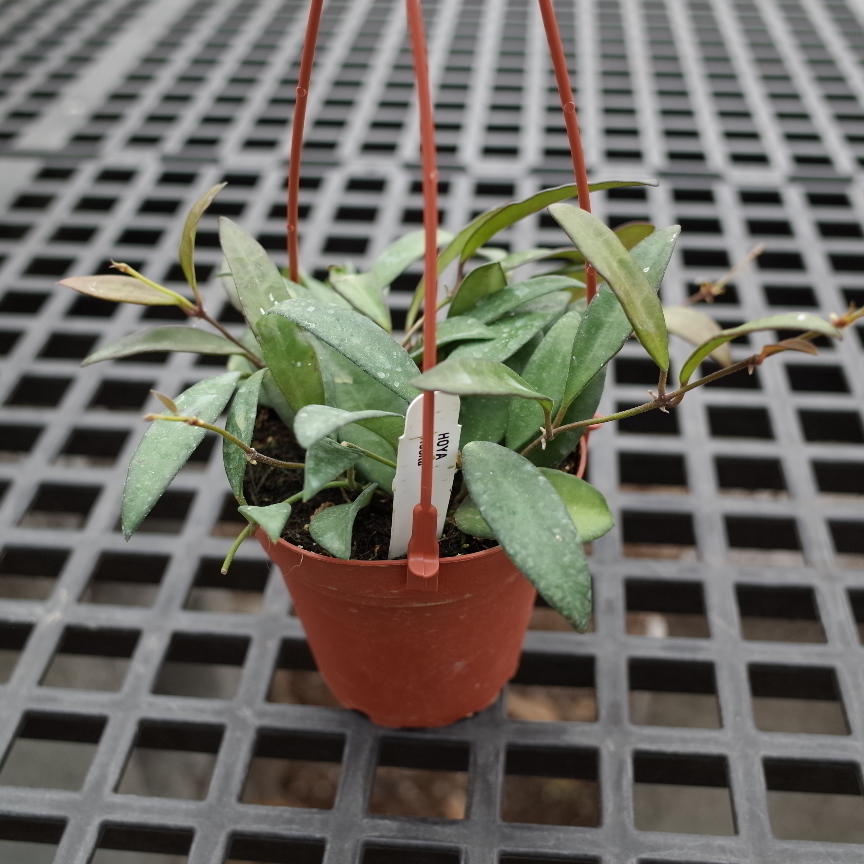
[286,0,325,282]
[194,307,265,369]
[221,522,255,574]
[340,441,398,469]
[537,0,597,303]
[110,261,196,310]
[144,414,305,469]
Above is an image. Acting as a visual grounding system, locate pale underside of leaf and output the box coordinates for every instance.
[58,274,180,306]
[663,305,732,367]
[180,182,227,293]
[82,326,245,366]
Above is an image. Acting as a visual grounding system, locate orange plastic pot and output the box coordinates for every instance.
[257,530,536,728]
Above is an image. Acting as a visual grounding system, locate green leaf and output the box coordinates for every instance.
[238,501,292,543]
[447,261,507,318]
[447,311,558,363]
[548,203,669,371]
[180,183,226,295]
[256,313,325,412]
[269,299,420,403]
[506,309,584,450]
[679,313,842,385]
[368,228,453,289]
[82,326,246,366]
[406,179,658,327]
[468,275,579,324]
[537,469,614,541]
[664,306,732,367]
[413,358,553,416]
[560,226,680,414]
[329,271,392,331]
[458,395,511,447]
[223,368,265,499]
[294,405,401,449]
[461,442,591,630]
[499,246,583,272]
[259,370,296,427]
[58,275,181,306]
[338,423,397,489]
[303,437,363,500]
[456,471,613,543]
[308,483,377,559]
[530,367,606,469]
[219,217,292,330]
[409,317,496,361]
[122,371,241,539]
[454,496,496,538]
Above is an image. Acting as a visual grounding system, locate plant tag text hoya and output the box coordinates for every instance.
[389,391,461,559]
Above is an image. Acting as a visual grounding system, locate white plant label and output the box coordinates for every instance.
[388,391,461,559]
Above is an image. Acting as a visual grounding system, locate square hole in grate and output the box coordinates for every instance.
[619,452,688,493]
[0,290,49,313]
[849,590,864,643]
[115,490,193,534]
[787,363,849,393]
[0,546,68,600]
[715,456,786,495]
[529,590,595,632]
[369,738,470,820]
[500,856,598,864]
[241,729,344,810]
[24,256,75,276]
[764,759,864,843]
[625,578,709,638]
[749,664,848,735]
[0,712,105,790]
[629,659,720,729]
[829,520,864,562]
[0,328,21,355]
[617,402,679,435]
[502,745,600,827]
[725,515,803,565]
[224,833,324,864]
[153,632,249,700]
[213,492,248,536]
[799,409,864,443]
[5,374,72,407]
[700,358,760,389]
[0,815,65,864]
[184,557,268,613]
[615,357,665,385]
[80,552,167,606]
[56,427,128,466]
[0,423,42,460]
[507,652,596,722]
[361,846,460,864]
[19,482,100,529]
[117,721,223,800]
[0,620,32,683]
[707,406,773,438]
[267,639,340,708]
[763,284,817,306]
[736,584,825,643]
[66,294,118,317]
[41,626,139,692]
[622,511,697,560]
[92,823,193,864]
[89,379,154,411]
[812,460,864,495]
[633,752,735,835]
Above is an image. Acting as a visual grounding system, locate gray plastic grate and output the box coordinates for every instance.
[0,0,863,861]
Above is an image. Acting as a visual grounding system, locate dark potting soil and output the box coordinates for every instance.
[244,407,499,561]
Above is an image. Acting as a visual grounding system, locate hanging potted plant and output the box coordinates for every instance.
[58,0,856,728]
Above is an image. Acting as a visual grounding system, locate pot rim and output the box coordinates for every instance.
[261,528,504,568]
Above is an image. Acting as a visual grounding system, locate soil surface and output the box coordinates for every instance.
[244,407,499,561]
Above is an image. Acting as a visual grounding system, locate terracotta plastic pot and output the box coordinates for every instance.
[257,530,536,728]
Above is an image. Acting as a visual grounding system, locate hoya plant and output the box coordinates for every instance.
[58,179,856,631]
